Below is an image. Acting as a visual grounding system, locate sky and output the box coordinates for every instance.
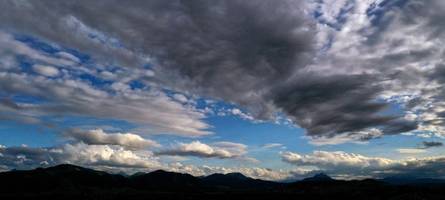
[0,0,445,181]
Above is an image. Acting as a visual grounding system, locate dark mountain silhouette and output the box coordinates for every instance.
[130,169,202,190]
[300,173,334,182]
[201,172,279,189]
[1,164,445,200]
[0,164,126,192]
[382,175,445,185]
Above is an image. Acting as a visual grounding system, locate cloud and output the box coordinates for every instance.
[0,69,211,136]
[171,93,188,104]
[4,0,395,141]
[0,143,306,181]
[0,31,77,67]
[308,128,384,146]
[273,74,417,138]
[0,0,442,143]
[262,143,284,149]
[305,0,445,140]
[167,162,313,181]
[64,129,160,150]
[0,143,160,170]
[281,151,396,171]
[229,108,255,121]
[281,150,445,178]
[396,148,426,154]
[420,141,443,149]
[0,31,211,137]
[32,64,59,77]
[61,143,160,169]
[155,141,253,161]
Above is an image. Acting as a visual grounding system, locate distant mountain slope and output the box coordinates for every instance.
[130,169,202,190]
[382,176,445,185]
[1,164,445,199]
[300,173,334,182]
[201,172,279,189]
[0,164,127,194]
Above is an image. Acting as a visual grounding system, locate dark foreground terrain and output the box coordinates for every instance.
[1,164,445,200]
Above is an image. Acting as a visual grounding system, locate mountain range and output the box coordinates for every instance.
[1,164,445,199]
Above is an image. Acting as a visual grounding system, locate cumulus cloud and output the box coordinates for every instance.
[61,143,160,169]
[0,143,160,170]
[281,150,445,178]
[64,129,160,150]
[0,143,307,181]
[167,162,313,181]
[155,141,253,161]
[281,151,396,171]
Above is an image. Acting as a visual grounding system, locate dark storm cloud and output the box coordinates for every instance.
[0,0,416,139]
[272,74,416,137]
[0,0,314,117]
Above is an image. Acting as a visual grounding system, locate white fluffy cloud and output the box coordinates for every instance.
[61,143,160,169]
[64,129,160,150]
[166,162,313,181]
[0,143,307,181]
[0,143,161,170]
[281,151,395,170]
[281,150,445,178]
[155,141,254,161]
[32,64,59,77]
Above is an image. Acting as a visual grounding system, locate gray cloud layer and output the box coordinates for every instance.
[306,0,445,140]
[0,0,423,140]
[0,30,211,137]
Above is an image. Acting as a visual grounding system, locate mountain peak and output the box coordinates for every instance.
[226,172,248,180]
[42,164,93,173]
[204,172,248,181]
[301,173,334,182]
[149,169,171,174]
